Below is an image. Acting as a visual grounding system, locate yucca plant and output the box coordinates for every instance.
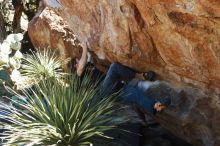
[0,72,128,146]
[20,49,66,82]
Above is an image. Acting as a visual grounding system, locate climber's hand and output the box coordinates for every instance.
[75,58,84,76]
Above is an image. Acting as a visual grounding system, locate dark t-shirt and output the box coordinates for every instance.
[122,84,156,114]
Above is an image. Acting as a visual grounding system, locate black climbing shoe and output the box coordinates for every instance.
[143,71,156,81]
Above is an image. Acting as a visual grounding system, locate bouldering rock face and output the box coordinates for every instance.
[30,0,220,92]
[28,0,220,146]
[147,82,217,146]
[28,6,82,65]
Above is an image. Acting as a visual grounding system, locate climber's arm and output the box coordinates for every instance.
[76,42,88,76]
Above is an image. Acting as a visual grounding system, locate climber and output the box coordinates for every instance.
[101,62,171,114]
[74,42,171,113]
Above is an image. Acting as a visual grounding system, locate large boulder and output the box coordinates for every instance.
[29,0,220,92]
[28,0,220,145]
[28,5,82,64]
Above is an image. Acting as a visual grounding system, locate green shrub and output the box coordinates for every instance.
[20,49,66,82]
[0,73,127,146]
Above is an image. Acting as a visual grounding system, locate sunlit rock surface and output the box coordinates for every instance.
[28,0,220,146]
[28,7,82,62]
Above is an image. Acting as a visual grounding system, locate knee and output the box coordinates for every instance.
[109,62,120,73]
[110,62,123,70]
[110,62,120,68]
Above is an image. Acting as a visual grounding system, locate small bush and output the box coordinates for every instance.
[20,49,66,82]
[0,72,127,146]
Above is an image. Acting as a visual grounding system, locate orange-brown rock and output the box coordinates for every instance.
[28,0,220,145]
[28,6,82,66]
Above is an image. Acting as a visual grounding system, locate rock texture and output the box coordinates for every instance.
[28,0,220,146]
[0,13,6,43]
[28,5,82,65]
[147,81,218,146]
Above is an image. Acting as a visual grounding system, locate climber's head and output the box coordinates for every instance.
[154,98,171,112]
